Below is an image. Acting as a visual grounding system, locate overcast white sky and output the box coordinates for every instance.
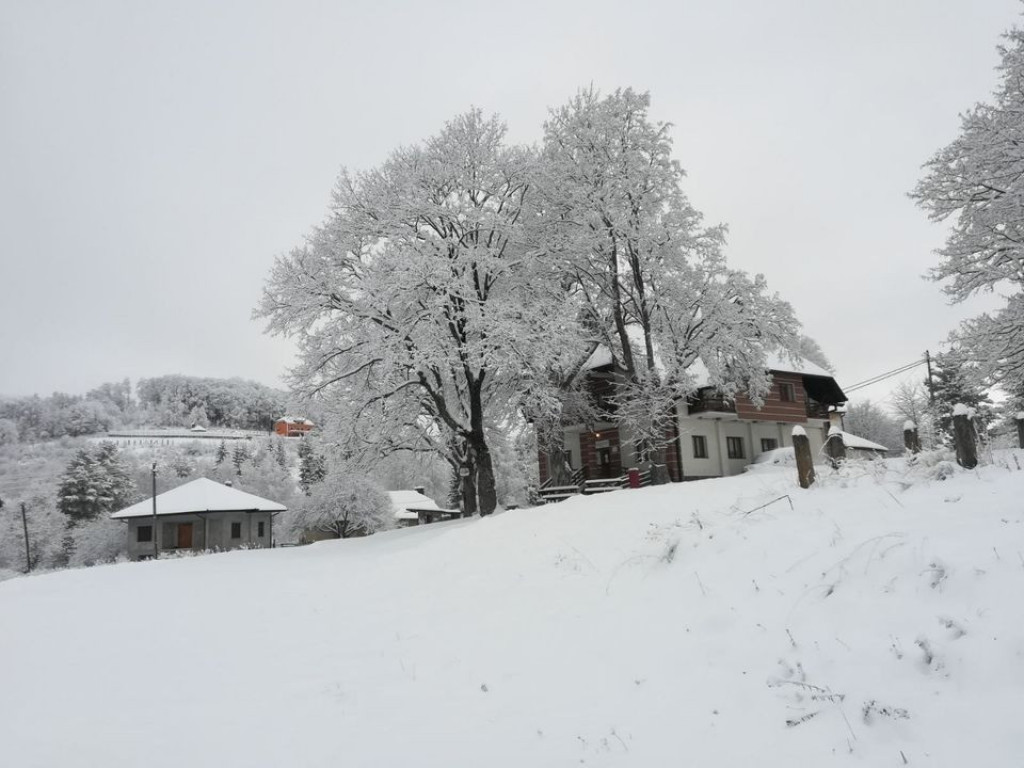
[1,0,1019,405]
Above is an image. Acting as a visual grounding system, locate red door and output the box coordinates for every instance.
[177,523,193,549]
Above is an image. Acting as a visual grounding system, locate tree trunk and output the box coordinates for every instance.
[473,436,498,516]
[461,457,478,517]
[1016,416,1024,450]
[648,443,670,485]
[547,446,572,486]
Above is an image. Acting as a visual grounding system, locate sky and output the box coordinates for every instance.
[1,0,1019,406]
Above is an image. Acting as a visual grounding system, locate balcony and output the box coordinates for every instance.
[686,389,736,416]
[806,399,831,420]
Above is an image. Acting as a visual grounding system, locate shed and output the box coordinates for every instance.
[111,478,286,560]
[388,489,441,527]
[833,430,889,459]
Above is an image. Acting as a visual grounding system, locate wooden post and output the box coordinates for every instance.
[825,426,846,469]
[903,421,921,454]
[952,404,978,470]
[21,502,31,573]
[151,463,159,560]
[792,427,815,489]
[1016,413,1024,450]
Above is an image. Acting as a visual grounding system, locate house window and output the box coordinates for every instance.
[231,522,242,539]
[257,521,265,537]
[726,437,745,459]
[779,382,796,402]
[761,438,779,452]
[692,435,709,459]
[137,525,153,543]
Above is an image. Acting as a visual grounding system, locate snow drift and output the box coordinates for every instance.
[1,452,1023,767]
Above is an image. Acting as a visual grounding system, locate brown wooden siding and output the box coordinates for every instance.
[735,372,808,424]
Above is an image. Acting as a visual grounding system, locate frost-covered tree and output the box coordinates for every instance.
[911,23,1024,390]
[56,442,135,524]
[215,440,227,466]
[297,437,326,494]
[0,419,18,446]
[843,400,904,452]
[540,88,799,483]
[288,470,391,540]
[889,380,938,449]
[230,444,248,477]
[927,350,995,437]
[796,336,834,373]
[258,111,578,515]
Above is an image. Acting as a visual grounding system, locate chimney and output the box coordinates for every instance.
[224,480,233,487]
[414,485,425,495]
[828,409,844,431]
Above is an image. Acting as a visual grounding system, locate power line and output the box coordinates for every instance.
[845,358,927,394]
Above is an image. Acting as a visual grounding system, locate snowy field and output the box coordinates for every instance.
[2,453,1023,767]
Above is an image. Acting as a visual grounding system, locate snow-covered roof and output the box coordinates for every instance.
[836,431,888,452]
[276,416,313,425]
[388,490,441,521]
[582,332,833,383]
[111,478,287,519]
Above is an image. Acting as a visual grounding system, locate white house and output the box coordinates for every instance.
[111,478,286,559]
[388,488,443,526]
[539,348,850,485]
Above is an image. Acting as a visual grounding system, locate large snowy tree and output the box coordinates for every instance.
[540,88,800,483]
[56,442,135,524]
[258,111,580,515]
[911,24,1024,391]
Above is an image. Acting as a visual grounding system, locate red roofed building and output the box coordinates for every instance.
[274,416,314,438]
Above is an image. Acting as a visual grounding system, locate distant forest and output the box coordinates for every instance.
[0,375,290,442]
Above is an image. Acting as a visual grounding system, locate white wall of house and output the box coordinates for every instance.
[677,419,723,478]
[675,415,835,479]
[124,511,273,560]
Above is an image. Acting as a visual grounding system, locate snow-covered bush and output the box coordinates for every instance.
[287,472,392,541]
[67,515,126,567]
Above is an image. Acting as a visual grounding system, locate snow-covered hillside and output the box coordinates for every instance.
[2,453,1023,767]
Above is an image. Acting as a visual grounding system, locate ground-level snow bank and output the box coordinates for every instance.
[2,453,1023,767]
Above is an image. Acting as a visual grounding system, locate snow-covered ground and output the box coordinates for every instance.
[2,452,1023,767]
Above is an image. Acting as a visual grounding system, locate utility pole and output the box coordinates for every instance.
[925,350,935,404]
[21,502,31,573]
[151,462,159,560]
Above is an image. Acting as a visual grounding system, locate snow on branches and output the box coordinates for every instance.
[258,111,582,515]
[912,25,1024,391]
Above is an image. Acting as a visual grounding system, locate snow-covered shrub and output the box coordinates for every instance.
[67,515,126,567]
[288,472,392,541]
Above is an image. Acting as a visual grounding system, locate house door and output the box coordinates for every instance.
[177,523,193,549]
[597,447,613,478]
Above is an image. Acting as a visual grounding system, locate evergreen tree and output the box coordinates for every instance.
[215,440,227,466]
[927,351,994,438]
[297,438,326,495]
[231,444,249,477]
[275,439,287,469]
[57,443,135,524]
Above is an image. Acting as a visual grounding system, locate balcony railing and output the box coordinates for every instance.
[686,390,736,415]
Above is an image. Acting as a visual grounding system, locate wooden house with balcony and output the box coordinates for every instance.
[537,349,847,495]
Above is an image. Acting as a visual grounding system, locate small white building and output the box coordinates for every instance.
[388,489,443,526]
[832,430,889,459]
[111,478,286,560]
